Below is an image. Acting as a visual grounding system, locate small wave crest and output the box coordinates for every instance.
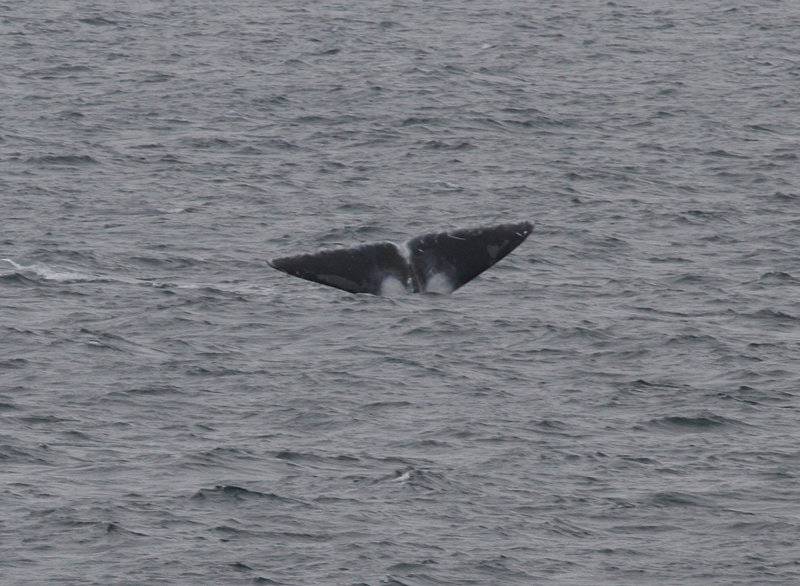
[26,154,99,166]
[645,412,743,432]
[0,259,97,283]
[191,485,292,503]
[1,259,275,298]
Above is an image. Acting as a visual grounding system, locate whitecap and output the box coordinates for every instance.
[0,259,95,282]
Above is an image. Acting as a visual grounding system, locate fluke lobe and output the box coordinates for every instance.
[269,220,533,295]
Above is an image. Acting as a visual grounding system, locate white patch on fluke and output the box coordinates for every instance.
[380,276,408,297]
[425,273,455,294]
[395,241,411,265]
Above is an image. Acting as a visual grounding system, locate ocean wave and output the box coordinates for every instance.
[0,259,98,283]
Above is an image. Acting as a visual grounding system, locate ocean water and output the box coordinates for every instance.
[2,1,799,584]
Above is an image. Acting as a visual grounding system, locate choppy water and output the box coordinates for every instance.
[2,1,800,584]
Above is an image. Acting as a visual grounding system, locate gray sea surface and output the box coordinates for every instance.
[2,1,800,584]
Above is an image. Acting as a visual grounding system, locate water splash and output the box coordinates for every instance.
[0,259,96,282]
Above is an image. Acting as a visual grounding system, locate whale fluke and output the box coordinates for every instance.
[269,220,533,295]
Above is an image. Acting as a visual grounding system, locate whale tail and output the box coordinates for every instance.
[269,220,533,295]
